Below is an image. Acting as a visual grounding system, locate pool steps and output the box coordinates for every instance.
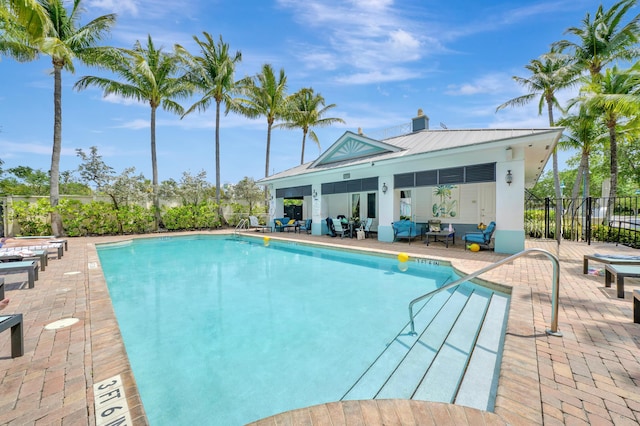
[342,283,508,412]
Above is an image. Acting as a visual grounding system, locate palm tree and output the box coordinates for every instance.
[556,107,605,202]
[570,65,640,205]
[496,51,578,245]
[0,0,49,61]
[276,88,345,164]
[176,32,246,222]
[233,63,288,178]
[74,35,192,229]
[3,0,116,236]
[554,0,640,207]
[554,0,640,80]
[556,107,607,239]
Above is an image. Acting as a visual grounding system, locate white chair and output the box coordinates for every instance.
[249,216,271,232]
[362,218,373,237]
[333,218,346,238]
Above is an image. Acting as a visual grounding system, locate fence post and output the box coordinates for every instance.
[544,197,551,239]
[585,197,592,245]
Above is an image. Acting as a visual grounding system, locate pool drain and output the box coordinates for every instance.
[45,318,79,330]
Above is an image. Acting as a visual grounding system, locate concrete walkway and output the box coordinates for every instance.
[0,232,639,425]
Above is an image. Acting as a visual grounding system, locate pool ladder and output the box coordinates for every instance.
[234,218,249,235]
[408,248,562,337]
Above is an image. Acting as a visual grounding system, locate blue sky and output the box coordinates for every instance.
[0,0,623,185]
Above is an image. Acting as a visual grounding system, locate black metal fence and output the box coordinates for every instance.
[525,193,640,249]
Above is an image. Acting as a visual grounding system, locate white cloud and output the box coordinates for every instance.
[335,68,421,85]
[277,0,429,84]
[102,93,146,107]
[445,73,514,96]
[87,0,138,15]
[0,140,76,157]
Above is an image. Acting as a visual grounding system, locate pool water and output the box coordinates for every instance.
[97,236,459,425]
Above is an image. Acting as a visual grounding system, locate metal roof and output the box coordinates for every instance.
[259,127,563,186]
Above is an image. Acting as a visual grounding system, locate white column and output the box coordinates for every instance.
[378,177,395,242]
[495,160,525,253]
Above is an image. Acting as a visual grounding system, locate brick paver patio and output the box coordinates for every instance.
[0,232,639,425]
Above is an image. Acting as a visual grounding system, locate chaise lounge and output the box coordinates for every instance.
[583,253,640,274]
[0,313,24,358]
[249,216,272,232]
[0,260,39,289]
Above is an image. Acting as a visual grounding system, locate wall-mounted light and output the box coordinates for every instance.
[382,183,388,193]
[506,170,513,186]
[312,189,318,198]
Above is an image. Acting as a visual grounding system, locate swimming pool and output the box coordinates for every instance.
[97,235,505,425]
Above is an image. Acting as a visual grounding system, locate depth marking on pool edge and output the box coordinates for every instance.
[94,374,133,426]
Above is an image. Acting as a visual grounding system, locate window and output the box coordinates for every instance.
[351,194,361,219]
[367,193,376,218]
[400,190,411,219]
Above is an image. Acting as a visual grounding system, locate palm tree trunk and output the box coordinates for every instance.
[264,120,273,203]
[547,97,562,246]
[150,105,161,230]
[300,130,307,165]
[215,100,227,226]
[265,121,272,178]
[608,125,618,200]
[50,63,64,236]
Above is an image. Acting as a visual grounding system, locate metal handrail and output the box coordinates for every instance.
[408,248,562,337]
[235,218,248,234]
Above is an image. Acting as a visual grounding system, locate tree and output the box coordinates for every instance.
[276,88,345,164]
[496,51,578,246]
[233,63,288,178]
[570,65,640,204]
[74,35,192,229]
[3,0,116,236]
[555,0,640,206]
[176,33,246,223]
[556,107,606,201]
[76,146,115,193]
[554,0,640,79]
[6,166,48,195]
[232,177,264,215]
[159,170,212,206]
[0,0,50,62]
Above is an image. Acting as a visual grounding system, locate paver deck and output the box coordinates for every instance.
[0,232,639,425]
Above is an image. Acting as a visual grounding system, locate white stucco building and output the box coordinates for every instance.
[259,110,563,254]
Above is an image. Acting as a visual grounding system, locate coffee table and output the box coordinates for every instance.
[424,230,455,248]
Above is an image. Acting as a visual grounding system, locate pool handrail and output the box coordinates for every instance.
[235,218,249,234]
[408,248,562,337]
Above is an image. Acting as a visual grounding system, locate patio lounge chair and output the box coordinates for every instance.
[274,218,298,232]
[604,264,640,299]
[583,253,640,274]
[334,219,348,238]
[392,220,420,244]
[249,216,272,232]
[0,249,48,271]
[362,218,373,237]
[0,260,39,289]
[0,313,23,357]
[299,219,312,234]
[463,221,496,250]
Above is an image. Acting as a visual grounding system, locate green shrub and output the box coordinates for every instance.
[9,199,52,236]
[163,202,221,231]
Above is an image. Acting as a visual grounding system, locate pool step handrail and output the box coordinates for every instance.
[408,248,561,337]
[234,218,249,235]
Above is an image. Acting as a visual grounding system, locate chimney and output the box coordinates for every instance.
[412,108,429,132]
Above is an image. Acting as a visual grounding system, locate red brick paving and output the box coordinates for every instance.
[0,232,639,425]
